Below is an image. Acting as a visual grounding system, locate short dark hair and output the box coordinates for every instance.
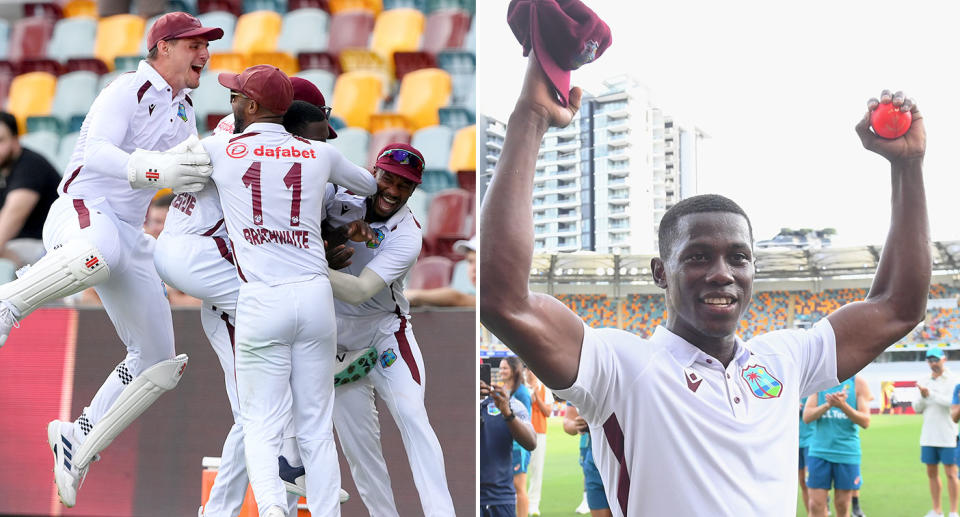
[0,112,19,137]
[658,194,753,258]
[282,100,326,137]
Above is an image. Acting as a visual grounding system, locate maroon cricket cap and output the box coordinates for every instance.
[374,143,424,184]
[290,77,336,139]
[146,12,224,50]
[507,0,612,106]
[218,65,294,115]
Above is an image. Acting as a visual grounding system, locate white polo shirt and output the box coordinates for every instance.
[913,369,958,447]
[205,122,376,285]
[60,60,198,224]
[556,318,838,516]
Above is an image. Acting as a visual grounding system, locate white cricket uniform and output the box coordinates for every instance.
[555,319,839,516]
[205,122,376,517]
[324,186,456,517]
[42,59,197,442]
[154,116,300,517]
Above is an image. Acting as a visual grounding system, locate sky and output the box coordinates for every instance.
[477,1,960,248]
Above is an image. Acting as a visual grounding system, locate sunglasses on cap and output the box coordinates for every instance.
[927,356,943,362]
[378,148,423,172]
[318,105,332,120]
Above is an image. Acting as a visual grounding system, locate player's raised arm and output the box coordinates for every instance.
[478,56,588,390]
[829,91,930,381]
[328,146,377,197]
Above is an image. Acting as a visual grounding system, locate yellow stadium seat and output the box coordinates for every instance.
[95,15,146,71]
[331,71,383,130]
[369,113,411,133]
[208,52,247,73]
[370,8,424,61]
[247,51,299,76]
[233,11,282,55]
[6,72,57,135]
[448,124,475,172]
[63,0,97,18]
[396,68,451,131]
[328,0,382,16]
[338,48,391,96]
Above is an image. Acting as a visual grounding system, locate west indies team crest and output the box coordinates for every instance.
[741,364,783,399]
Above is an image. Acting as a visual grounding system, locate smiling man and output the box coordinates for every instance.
[479,1,931,515]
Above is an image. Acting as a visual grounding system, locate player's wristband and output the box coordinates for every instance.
[503,410,516,422]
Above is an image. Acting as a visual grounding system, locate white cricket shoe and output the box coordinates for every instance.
[923,511,944,517]
[263,506,286,517]
[0,302,20,347]
[47,420,89,508]
[278,455,349,504]
[575,493,590,514]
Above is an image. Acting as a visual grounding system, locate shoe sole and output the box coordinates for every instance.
[46,421,75,508]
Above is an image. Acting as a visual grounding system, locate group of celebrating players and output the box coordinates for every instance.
[0,11,454,517]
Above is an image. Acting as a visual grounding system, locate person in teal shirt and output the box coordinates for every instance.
[500,356,532,517]
[803,376,872,517]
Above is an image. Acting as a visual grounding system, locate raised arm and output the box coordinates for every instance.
[829,91,930,381]
[478,55,588,390]
[328,146,377,197]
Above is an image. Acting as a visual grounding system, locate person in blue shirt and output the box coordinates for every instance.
[481,378,537,517]
[803,376,872,517]
[564,402,611,517]
[500,356,533,517]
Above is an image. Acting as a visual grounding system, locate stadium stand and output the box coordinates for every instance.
[232,10,282,55]
[396,67,450,130]
[94,14,145,70]
[331,70,383,130]
[277,8,329,54]
[407,255,454,290]
[47,16,97,63]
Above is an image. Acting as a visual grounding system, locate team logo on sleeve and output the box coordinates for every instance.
[379,348,397,368]
[366,228,385,249]
[741,364,783,399]
[177,103,188,122]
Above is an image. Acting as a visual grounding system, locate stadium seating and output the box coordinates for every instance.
[407,255,454,289]
[63,0,98,18]
[94,15,145,71]
[370,8,424,62]
[9,16,55,63]
[328,0,383,15]
[277,8,329,54]
[423,187,472,259]
[20,129,60,166]
[437,105,472,130]
[57,131,81,173]
[449,258,473,293]
[66,57,109,75]
[297,51,340,74]
[288,0,330,11]
[396,67,450,130]
[191,71,231,131]
[295,69,336,98]
[456,169,473,192]
[233,10,283,55]
[392,50,435,80]
[421,8,470,54]
[331,71,383,130]
[198,0,244,17]
[248,51,298,75]
[208,52,247,73]
[197,11,238,53]
[6,71,57,134]
[447,124,474,172]
[405,188,430,230]
[244,0,287,13]
[138,14,163,55]
[419,169,456,193]
[385,0,425,10]
[326,10,376,56]
[97,70,123,91]
[329,126,370,166]
[367,127,411,166]
[0,20,8,60]
[411,124,453,169]
[50,71,99,126]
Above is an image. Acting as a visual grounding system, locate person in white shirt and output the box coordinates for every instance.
[914,348,960,517]
[0,12,222,508]
[204,64,376,517]
[479,27,931,517]
[324,143,457,516]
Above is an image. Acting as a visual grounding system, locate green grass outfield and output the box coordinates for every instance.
[532,414,940,516]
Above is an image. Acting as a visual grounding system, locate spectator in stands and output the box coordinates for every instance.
[0,111,61,282]
[563,403,611,517]
[481,377,537,517]
[915,348,960,517]
[500,356,532,517]
[802,376,872,517]
[406,236,476,307]
[144,191,173,239]
[526,368,551,517]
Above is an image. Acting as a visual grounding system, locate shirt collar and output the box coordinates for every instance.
[654,325,752,368]
[137,60,192,99]
[243,122,288,134]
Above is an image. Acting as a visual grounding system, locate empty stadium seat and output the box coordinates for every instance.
[248,51,298,75]
[138,15,163,55]
[329,126,370,166]
[366,127,411,166]
[437,105,472,129]
[197,11,238,54]
[233,10,282,55]
[208,52,246,72]
[407,255,454,289]
[328,0,382,15]
[449,258,474,293]
[370,8,425,61]
[392,51,435,80]
[56,131,79,172]
[331,71,383,130]
[97,70,123,91]
[9,16,55,62]
[278,8,329,54]
[244,0,287,12]
[447,124,474,172]
[26,115,63,134]
[114,55,143,72]
[51,70,98,125]
[0,19,10,60]
[65,57,109,74]
[463,11,474,51]
[198,0,243,16]
[18,58,62,76]
[385,0,425,9]
[396,67,451,130]
[422,8,470,54]
[419,168,455,193]
[411,124,453,169]
[338,50,390,94]
[20,130,60,166]
[369,113,411,134]
[295,69,336,98]
[326,10,375,56]
[405,187,430,230]
[424,188,472,259]
[6,71,57,134]
[288,0,329,11]
[62,0,97,18]
[95,15,145,71]
[190,71,231,128]
[297,51,340,74]
[456,169,474,193]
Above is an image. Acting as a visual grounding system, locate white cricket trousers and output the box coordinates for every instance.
[236,277,339,517]
[155,232,299,517]
[527,432,548,513]
[41,196,174,442]
[333,314,455,517]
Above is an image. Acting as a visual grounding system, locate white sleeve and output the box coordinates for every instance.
[327,146,377,196]
[82,81,137,180]
[322,184,337,219]
[789,319,840,398]
[365,229,421,286]
[554,324,637,426]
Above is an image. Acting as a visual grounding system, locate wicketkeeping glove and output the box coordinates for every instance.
[127,135,213,193]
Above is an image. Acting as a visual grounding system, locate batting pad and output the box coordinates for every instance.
[334,347,378,387]
[0,239,109,317]
[73,354,188,468]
